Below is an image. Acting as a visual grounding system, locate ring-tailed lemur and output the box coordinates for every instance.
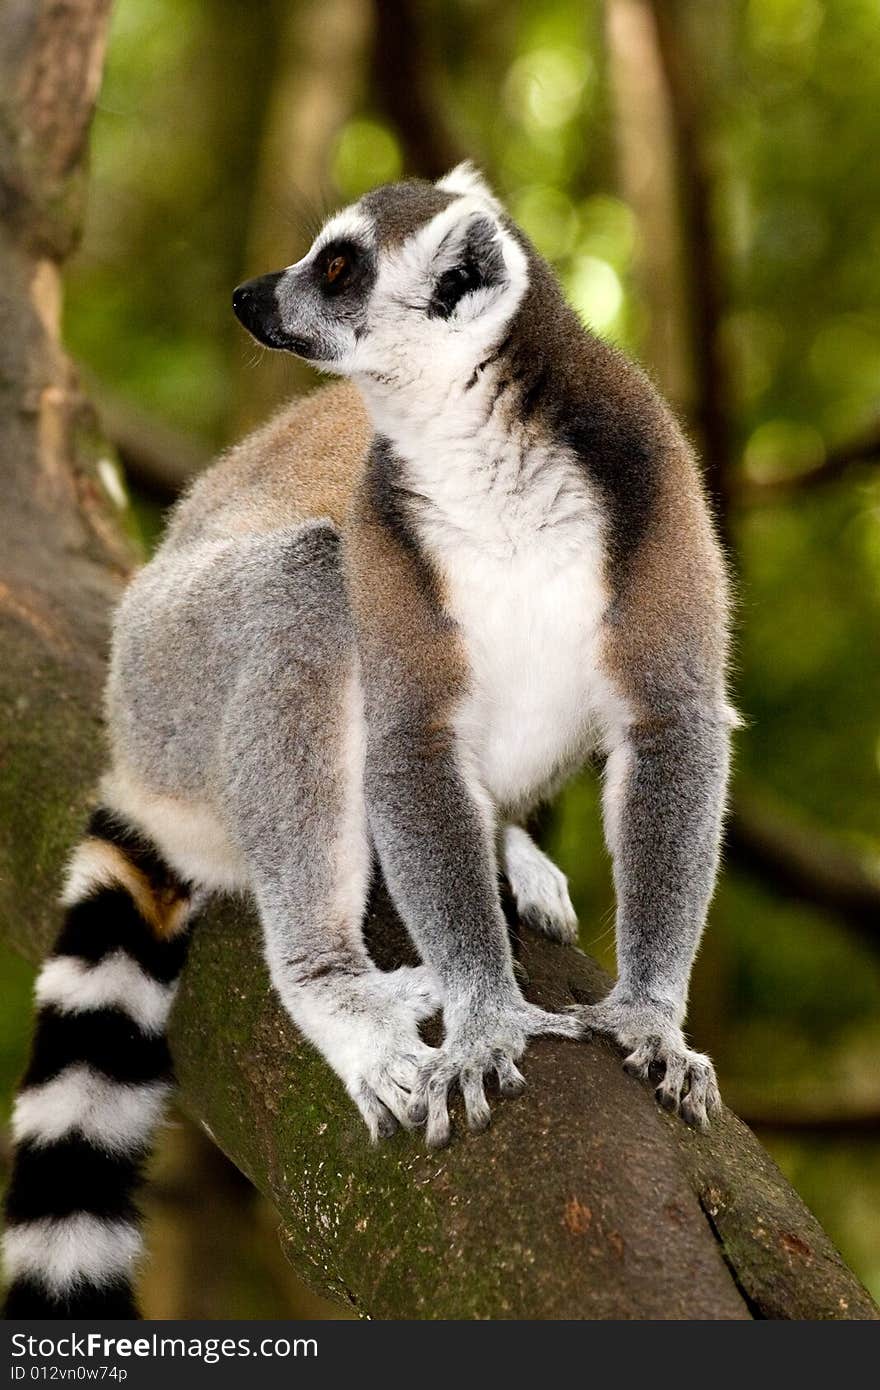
[3,165,734,1318]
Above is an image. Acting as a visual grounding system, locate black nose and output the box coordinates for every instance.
[232,271,285,347]
[231,284,251,316]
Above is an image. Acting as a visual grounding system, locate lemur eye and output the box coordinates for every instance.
[326,254,348,284]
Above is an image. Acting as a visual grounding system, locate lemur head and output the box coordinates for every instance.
[232,164,529,393]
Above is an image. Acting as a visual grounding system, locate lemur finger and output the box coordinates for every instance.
[386,1048,432,1094]
[565,1004,594,1039]
[406,1095,428,1125]
[460,1066,491,1132]
[412,1057,457,1148]
[399,1046,444,1127]
[656,1051,687,1112]
[493,1052,526,1098]
[375,1073,423,1130]
[705,1071,723,1120]
[424,1070,452,1149]
[383,965,443,1022]
[355,1085,398,1142]
[521,903,579,946]
[622,1036,661,1080]
[680,1060,718,1132]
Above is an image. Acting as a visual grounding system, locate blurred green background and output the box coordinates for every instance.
[2,0,879,1313]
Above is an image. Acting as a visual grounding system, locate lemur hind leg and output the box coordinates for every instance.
[501,825,579,945]
[221,525,439,1140]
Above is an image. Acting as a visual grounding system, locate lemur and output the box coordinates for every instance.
[3,165,734,1318]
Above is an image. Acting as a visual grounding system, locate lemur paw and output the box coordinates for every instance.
[408,999,584,1148]
[326,973,439,1142]
[344,1030,437,1142]
[381,964,443,1022]
[503,826,579,944]
[623,1034,721,1132]
[573,994,722,1132]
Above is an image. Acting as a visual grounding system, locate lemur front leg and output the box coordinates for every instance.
[576,713,730,1130]
[501,825,579,944]
[350,479,582,1149]
[365,724,582,1146]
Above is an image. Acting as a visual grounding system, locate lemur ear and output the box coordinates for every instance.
[436,162,501,213]
[428,212,507,320]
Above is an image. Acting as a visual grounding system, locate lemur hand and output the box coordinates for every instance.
[407,990,584,1148]
[573,988,721,1131]
[308,968,441,1142]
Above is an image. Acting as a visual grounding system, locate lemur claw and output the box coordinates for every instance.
[408,1001,582,1147]
[574,996,722,1131]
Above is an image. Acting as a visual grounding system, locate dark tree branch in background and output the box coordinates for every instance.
[604,0,695,415]
[734,1105,880,1139]
[370,0,463,178]
[646,1,880,523]
[736,421,880,504]
[728,798,880,958]
[92,386,210,500]
[647,0,735,552]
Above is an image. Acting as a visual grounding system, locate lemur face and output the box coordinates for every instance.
[232,164,529,388]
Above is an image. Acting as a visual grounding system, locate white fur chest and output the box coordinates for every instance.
[448,533,608,813]
[402,420,612,816]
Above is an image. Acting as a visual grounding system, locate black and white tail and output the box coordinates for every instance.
[2,808,193,1319]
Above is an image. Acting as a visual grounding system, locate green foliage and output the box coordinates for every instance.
[332,120,403,199]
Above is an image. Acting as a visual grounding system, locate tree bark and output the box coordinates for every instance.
[1,0,878,1324]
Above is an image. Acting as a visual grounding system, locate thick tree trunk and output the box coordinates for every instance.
[1,0,877,1323]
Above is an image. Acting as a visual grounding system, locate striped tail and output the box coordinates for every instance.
[2,808,193,1319]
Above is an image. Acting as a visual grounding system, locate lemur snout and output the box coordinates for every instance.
[232,272,288,349]
[233,272,319,359]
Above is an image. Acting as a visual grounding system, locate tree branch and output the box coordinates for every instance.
[88,385,210,500]
[604,0,695,415]
[732,1104,880,1139]
[728,797,880,957]
[736,422,880,504]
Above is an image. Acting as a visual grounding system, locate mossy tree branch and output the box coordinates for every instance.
[0,545,876,1320]
[1,639,877,1318]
